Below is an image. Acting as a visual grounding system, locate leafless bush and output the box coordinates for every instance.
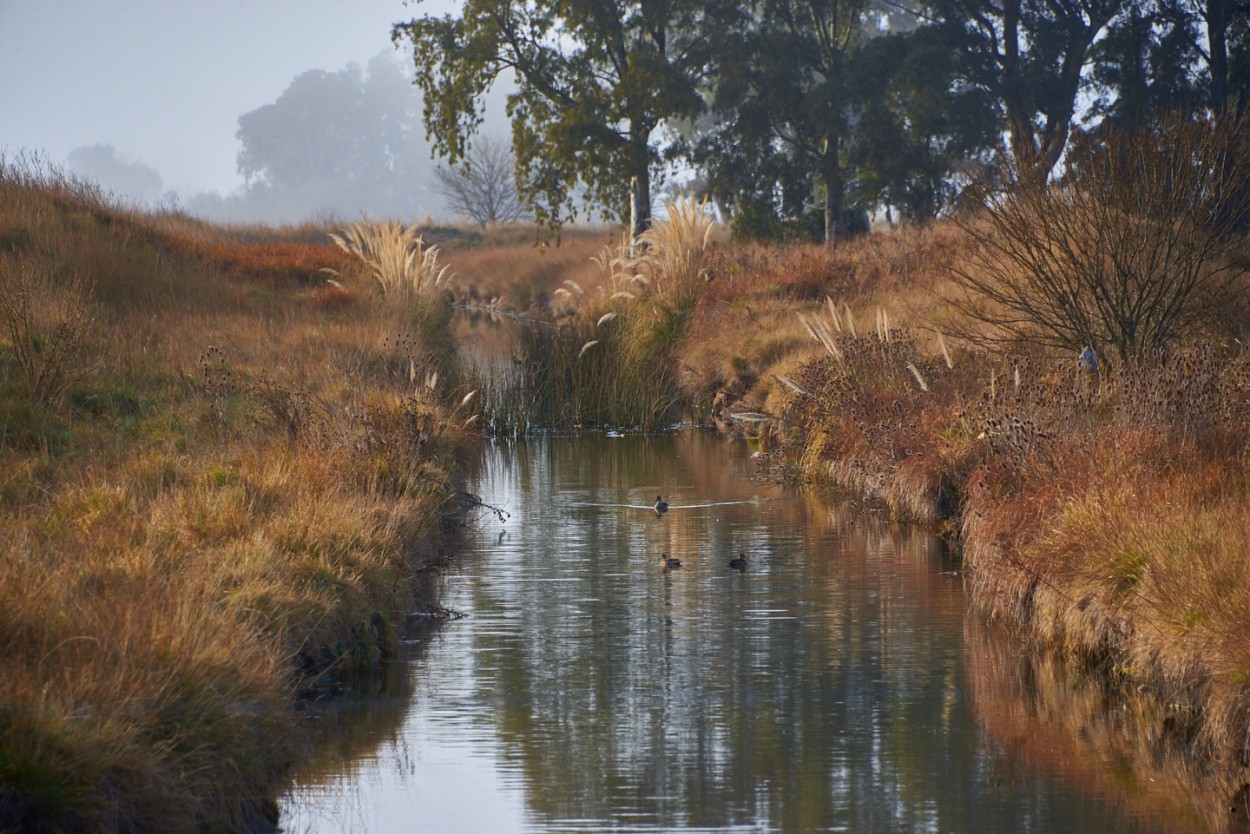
[0,252,99,403]
[949,114,1250,360]
[434,136,528,228]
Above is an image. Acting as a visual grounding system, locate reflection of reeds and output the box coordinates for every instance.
[965,615,1238,832]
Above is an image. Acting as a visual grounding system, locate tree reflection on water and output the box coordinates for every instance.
[283,432,1186,833]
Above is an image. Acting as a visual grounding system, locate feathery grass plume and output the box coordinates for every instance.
[775,374,809,395]
[875,307,892,343]
[797,311,843,362]
[579,340,599,358]
[597,312,618,327]
[844,302,857,337]
[936,331,954,369]
[729,411,774,422]
[826,296,842,332]
[328,218,451,297]
[637,194,716,275]
[906,362,929,392]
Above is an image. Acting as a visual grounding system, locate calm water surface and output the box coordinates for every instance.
[279,432,1194,833]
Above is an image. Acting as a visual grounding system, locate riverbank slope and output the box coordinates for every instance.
[0,161,477,830]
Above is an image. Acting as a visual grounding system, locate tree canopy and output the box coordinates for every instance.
[388,0,1247,242]
[394,0,726,236]
[233,53,438,222]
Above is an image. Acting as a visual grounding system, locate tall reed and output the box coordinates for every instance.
[328,219,452,298]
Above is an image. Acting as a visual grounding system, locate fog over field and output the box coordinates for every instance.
[0,0,513,223]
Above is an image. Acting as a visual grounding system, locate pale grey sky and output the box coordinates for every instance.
[0,0,457,198]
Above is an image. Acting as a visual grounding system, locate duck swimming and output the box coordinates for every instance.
[661,552,682,569]
[728,552,748,570]
[654,495,669,514]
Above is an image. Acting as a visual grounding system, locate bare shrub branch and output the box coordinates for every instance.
[948,114,1250,360]
[0,253,99,403]
[434,137,528,228]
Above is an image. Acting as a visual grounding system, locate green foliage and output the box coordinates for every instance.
[844,27,999,222]
[393,0,717,235]
[696,0,871,245]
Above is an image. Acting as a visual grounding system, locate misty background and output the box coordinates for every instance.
[0,0,509,224]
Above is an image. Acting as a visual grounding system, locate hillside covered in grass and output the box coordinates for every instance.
[0,158,478,830]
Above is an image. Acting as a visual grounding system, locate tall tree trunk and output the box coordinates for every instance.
[631,173,652,239]
[1207,0,1230,112]
[822,136,844,247]
[628,126,653,239]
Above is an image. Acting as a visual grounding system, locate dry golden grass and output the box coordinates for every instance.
[328,219,452,297]
[0,159,474,828]
[9,140,1250,826]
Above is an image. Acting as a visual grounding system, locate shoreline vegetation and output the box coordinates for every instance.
[0,157,478,830]
[4,114,1250,830]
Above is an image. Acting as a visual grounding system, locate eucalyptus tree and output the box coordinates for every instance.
[394,0,724,237]
[1155,0,1250,118]
[234,54,435,220]
[844,26,999,222]
[924,0,1125,179]
[698,0,873,245]
[1088,4,1207,128]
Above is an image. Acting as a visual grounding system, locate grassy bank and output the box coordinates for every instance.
[668,226,1250,823]
[0,159,476,830]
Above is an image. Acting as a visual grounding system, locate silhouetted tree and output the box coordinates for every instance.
[697,0,872,245]
[925,0,1123,178]
[844,26,999,222]
[434,136,527,227]
[66,144,164,203]
[234,53,438,220]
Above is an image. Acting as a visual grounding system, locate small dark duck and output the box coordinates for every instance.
[728,552,748,570]
[661,552,682,569]
[654,495,669,514]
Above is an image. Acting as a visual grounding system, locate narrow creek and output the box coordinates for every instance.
[278,431,1196,833]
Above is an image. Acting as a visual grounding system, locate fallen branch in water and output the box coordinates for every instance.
[459,491,511,525]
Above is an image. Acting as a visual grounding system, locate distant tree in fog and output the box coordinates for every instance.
[66,144,164,203]
[434,136,527,228]
[233,53,439,221]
